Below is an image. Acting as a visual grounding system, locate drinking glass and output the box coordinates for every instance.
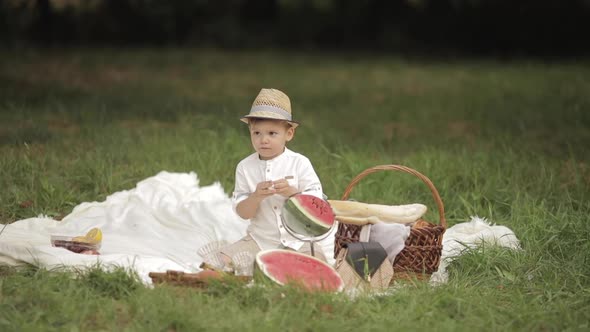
[197,240,228,270]
[232,251,254,276]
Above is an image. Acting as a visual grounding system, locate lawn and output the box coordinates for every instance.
[0,48,589,331]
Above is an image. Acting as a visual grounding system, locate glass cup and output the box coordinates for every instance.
[232,251,254,276]
[197,240,229,270]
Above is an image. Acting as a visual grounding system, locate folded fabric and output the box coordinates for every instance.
[430,216,521,284]
[0,171,248,284]
[0,171,520,288]
[362,222,411,264]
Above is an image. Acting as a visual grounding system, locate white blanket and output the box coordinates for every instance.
[430,216,520,284]
[0,171,248,284]
[0,172,520,286]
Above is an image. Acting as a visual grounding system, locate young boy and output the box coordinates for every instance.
[219,88,336,269]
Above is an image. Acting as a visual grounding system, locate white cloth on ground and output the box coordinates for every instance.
[0,171,248,284]
[430,215,520,284]
[359,223,411,264]
[0,171,520,287]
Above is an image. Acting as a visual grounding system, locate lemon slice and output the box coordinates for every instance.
[84,228,102,244]
[72,236,89,243]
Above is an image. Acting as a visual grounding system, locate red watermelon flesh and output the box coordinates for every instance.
[283,194,335,237]
[255,249,344,292]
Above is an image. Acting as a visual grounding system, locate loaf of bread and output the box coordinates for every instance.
[327,200,427,225]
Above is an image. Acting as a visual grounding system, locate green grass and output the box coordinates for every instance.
[1,48,589,331]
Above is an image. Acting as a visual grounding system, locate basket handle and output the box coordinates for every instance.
[340,165,446,228]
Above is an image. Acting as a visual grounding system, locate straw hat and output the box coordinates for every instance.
[241,88,299,128]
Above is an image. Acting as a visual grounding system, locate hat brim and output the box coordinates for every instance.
[240,115,300,128]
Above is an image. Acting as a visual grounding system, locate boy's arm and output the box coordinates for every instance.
[297,158,323,198]
[232,164,251,219]
[235,193,265,219]
[236,181,276,219]
[233,163,275,219]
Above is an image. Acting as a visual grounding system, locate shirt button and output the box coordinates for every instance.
[273,206,277,210]
[267,169,270,172]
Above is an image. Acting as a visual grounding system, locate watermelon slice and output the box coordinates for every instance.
[255,249,344,292]
[282,194,335,237]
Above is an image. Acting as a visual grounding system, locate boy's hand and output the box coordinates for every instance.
[252,181,276,198]
[271,178,300,198]
[236,181,275,220]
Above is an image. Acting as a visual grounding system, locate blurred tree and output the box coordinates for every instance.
[31,0,53,44]
[0,0,588,55]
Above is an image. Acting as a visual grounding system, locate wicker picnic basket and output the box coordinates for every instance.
[334,165,447,280]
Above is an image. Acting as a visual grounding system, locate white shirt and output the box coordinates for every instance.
[232,148,336,264]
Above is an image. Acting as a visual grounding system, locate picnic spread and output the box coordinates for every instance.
[0,166,520,293]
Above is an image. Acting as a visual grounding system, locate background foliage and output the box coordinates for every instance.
[2,0,590,55]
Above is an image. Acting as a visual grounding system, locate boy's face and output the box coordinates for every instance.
[249,119,294,160]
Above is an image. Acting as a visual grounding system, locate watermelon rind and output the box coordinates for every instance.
[282,202,327,237]
[283,195,334,237]
[255,249,344,292]
[290,195,335,228]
